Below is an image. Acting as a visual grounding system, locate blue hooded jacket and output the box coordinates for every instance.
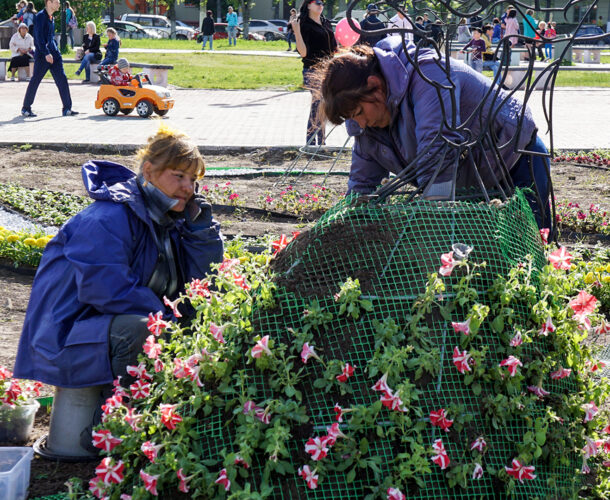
[346,36,537,195]
[13,161,223,388]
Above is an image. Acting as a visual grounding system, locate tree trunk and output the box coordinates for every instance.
[109,0,115,26]
[217,0,222,22]
[241,0,251,38]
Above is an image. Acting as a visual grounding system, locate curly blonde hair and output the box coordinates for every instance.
[136,124,205,180]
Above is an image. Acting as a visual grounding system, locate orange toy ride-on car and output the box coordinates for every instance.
[94,68,175,118]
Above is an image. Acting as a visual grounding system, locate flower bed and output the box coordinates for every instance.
[552,150,610,167]
[0,227,54,268]
[62,194,610,499]
[556,201,610,235]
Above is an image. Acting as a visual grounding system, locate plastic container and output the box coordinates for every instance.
[0,447,34,500]
[0,400,40,444]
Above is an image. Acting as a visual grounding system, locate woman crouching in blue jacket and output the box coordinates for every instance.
[14,127,223,394]
[314,38,552,231]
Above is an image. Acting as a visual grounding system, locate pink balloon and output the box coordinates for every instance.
[335,18,361,47]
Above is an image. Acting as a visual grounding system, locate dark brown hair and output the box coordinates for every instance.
[312,45,384,125]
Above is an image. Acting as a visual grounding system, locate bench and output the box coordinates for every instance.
[0,57,173,87]
[572,45,603,64]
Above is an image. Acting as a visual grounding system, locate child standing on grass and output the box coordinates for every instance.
[108,58,132,86]
[461,28,486,73]
[100,27,120,66]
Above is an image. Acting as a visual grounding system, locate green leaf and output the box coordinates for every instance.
[346,468,356,483]
[472,382,482,396]
[359,437,369,454]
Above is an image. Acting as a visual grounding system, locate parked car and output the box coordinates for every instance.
[268,19,289,37]
[176,20,200,39]
[573,25,610,45]
[331,9,367,25]
[102,20,162,40]
[196,23,265,42]
[120,13,197,40]
[239,19,285,41]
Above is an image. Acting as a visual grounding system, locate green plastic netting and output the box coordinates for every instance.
[187,188,580,499]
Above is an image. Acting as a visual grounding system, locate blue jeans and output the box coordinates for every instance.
[23,55,72,113]
[77,52,97,80]
[544,43,552,59]
[482,59,500,78]
[470,58,483,73]
[510,134,552,231]
[303,68,324,145]
[202,35,213,50]
[67,27,74,48]
[99,56,117,66]
[227,26,237,45]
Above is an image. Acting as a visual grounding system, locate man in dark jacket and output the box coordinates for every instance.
[201,10,215,50]
[21,0,78,117]
[359,3,386,47]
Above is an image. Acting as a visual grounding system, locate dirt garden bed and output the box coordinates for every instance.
[1,146,610,498]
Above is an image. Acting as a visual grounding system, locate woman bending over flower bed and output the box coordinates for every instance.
[13,126,223,403]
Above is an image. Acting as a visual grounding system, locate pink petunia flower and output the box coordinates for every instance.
[95,457,125,485]
[251,335,272,358]
[380,390,408,412]
[159,404,182,430]
[219,258,240,272]
[91,430,122,452]
[126,362,151,380]
[371,372,392,394]
[539,228,550,245]
[387,487,406,500]
[215,469,231,491]
[505,459,536,483]
[143,335,162,359]
[499,356,523,376]
[326,422,347,446]
[154,358,164,373]
[548,247,572,270]
[452,347,472,374]
[141,441,163,463]
[472,462,484,479]
[234,455,250,468]
[431,439,450,469]
[88,476,107,498]
[550,367,572,380]
[582,401,599,423]
[130,379,151,399]
[538,316,555,336]
[271,234,290,255]
[210,322,226,344]
[527,385,550,398]
[334,403,344,422]
[595,318,610,335]
[140,470,159,496]
[336,363,354,383]
[233,272,250,290]
[298,464,319,489]
[163,296,182,318]
[583,436,601,459]
[439,251,458,276]
[429,409,453,432]
[147,311,170,336]
[582,458,591,474]
[510,331,523,347]
[470,437,487,453]
[305,436,330,461]
[451,318,471,336]
[189,278,211,298]
[301,342,320,364]
[124,407,143,432]
[569,291,597,322]
[177,468,190,493]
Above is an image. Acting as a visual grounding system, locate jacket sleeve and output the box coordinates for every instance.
[409,62,465,188]
[63,203,165,316]
[34,14,50,56]
[177,196,224,280]
[347,137,390,194]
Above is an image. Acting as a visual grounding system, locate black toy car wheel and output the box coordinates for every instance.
[154,107,168,116]
[120,108,133,115]
[136,100,153,118]
[102,98,119,116]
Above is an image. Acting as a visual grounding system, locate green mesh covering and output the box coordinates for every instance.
[191,189,580,499]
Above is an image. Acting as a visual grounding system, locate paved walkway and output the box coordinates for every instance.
[0,79,608,149]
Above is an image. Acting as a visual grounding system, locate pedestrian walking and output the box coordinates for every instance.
[286,8,297,50]
[21,0,78,117]
[201,10,215,50]
[544,21,556,60]
[226,6,238,46]
[65,2,76,49]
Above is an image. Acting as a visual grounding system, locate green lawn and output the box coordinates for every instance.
[118,37,290,52]
[3,49,608,89]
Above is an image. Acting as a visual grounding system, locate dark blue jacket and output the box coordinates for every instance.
[13,161,223,388]
[104,38,120,63]
[346,36,537,195]
[33,9,60,59]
